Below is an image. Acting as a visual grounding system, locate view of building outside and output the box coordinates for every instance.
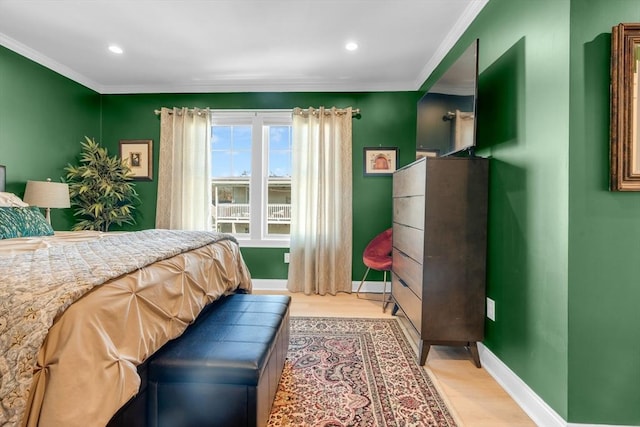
[210,122,292,237]
[266,125,292,235]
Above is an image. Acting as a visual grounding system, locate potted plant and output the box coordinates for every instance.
[65,136,139,231]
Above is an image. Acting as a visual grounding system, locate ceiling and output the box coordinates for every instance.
[0,0,487,94]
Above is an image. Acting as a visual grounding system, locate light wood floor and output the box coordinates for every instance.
[255,290,536,427]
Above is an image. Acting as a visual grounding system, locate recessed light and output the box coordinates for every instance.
[345,41,358,51]
[108,45,123,54]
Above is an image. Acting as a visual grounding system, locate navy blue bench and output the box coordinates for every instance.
[147,293,291,427]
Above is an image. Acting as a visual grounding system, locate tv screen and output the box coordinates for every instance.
[416,39,479,157]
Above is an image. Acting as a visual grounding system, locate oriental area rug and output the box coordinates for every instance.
[267,317,458,427]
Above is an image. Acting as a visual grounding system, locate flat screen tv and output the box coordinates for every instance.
[416,39,479,157]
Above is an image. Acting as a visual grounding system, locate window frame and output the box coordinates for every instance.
[210,110,292,248]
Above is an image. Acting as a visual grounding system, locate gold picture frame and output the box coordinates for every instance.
[119,140,153,181]
[610,23,640,191]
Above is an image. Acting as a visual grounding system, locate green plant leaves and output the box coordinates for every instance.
[64,136,140,232]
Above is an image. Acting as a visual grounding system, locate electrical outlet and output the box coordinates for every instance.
[486,297,496,321]
[284,252,290,263]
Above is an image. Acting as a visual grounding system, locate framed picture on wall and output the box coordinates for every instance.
[119,140,153,181]
[363,147,398,176]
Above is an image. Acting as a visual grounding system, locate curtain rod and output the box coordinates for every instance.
[293,107,360,117]
[154,107,360,116]
[154,108,291,115]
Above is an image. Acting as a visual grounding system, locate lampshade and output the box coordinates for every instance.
[23,179,71,225]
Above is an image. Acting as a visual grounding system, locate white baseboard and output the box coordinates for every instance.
[250,279,288,291]
[478,343,566,427]
[350,280,389,294]
[478,343,634,427]
[250,279,389,294]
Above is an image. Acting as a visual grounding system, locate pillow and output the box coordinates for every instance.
[0,206,54,239]
[0,192,29,207]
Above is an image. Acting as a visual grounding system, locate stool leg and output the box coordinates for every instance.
[382,270,388,312]
[356,268,390,304]
[355,268,371,299]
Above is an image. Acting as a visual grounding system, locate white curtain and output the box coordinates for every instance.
[287,107,353,295]
[156,107,212,230]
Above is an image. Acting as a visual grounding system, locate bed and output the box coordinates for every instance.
[0,175,252,426]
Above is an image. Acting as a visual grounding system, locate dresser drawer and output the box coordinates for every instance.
[392,223,423,262]
[392,248,423,299]
[393,195,424,229]
[393,159,426,197]
[392,274,422,334]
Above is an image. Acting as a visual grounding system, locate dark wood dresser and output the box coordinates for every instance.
[391,156,489,367]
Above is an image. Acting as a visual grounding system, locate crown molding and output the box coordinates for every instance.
[0,32,101,93]
[414,0,488,91]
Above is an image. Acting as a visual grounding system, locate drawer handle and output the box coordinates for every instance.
[393,249,409,259]
[398,278,409,288]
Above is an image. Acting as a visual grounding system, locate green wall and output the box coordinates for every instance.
[0,45,101,230]
[568,0,640,424]
[422,0,571,418]
[99,92,419,280]
[0,43,418,281]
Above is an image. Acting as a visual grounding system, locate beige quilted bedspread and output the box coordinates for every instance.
[0,229,252,427]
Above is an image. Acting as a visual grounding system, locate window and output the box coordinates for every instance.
[210,111,292,246]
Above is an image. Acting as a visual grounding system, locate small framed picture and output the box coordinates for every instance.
[416,149,439,160]
[363,147,398,176]
[120,140,153,181]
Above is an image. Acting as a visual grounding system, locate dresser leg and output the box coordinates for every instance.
[418,341,431,366]
[391,303,399,316]
[468,342,481,368]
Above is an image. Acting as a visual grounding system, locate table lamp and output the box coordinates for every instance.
[23,178,71,226]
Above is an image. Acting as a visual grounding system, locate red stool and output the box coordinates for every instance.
[355,228,393,312]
